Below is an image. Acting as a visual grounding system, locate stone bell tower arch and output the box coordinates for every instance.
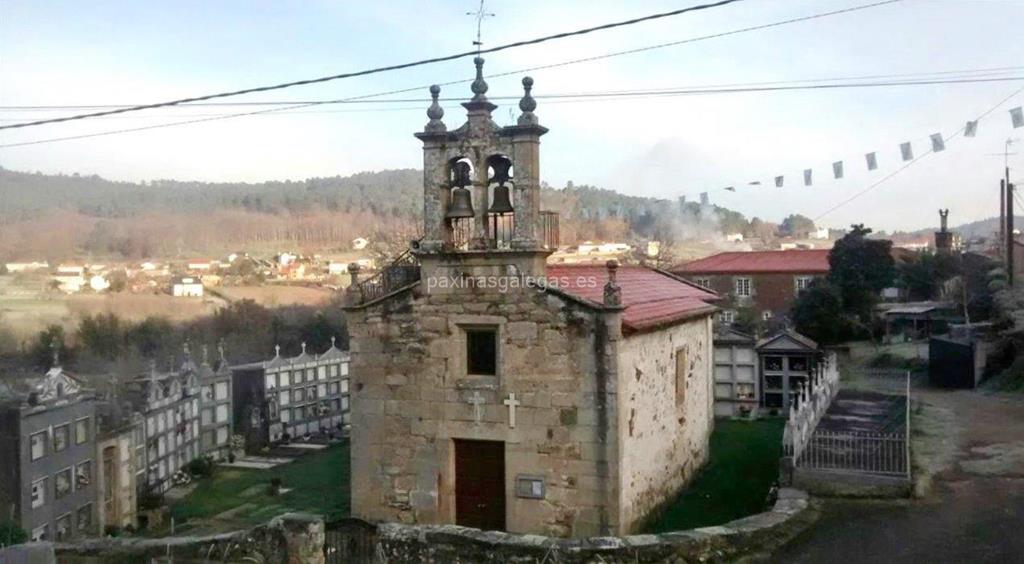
[412,57,554,285]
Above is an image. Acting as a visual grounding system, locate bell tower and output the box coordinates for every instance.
[413,58,554,286]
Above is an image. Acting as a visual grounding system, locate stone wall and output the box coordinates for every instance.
[616,316,715,532]
[50,512,324,564]
[347,283,623,537]
[354,488,816,563]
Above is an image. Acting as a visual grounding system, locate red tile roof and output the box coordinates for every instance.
[546,264,718,333]
[674,249,831,275]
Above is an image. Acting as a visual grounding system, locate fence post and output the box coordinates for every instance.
[905,370,911,479]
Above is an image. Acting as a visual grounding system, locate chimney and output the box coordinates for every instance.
[603,260,622,307]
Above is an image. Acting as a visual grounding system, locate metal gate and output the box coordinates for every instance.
[323,518,378,564]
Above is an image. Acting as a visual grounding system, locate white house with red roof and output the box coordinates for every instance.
[344,60,720,538]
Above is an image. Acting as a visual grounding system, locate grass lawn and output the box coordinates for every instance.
[168,442,350,531]
[645,418,785,533]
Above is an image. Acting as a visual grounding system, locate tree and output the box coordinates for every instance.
[29,325,72,368]
[792,281,851,345]
[78,313,124,360]
[780,214,816,237]
[828,224,895,323]
[898,251,961,301]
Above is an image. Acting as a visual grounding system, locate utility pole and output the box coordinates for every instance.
[1007,178,1015,287]
[990,138,1018,284]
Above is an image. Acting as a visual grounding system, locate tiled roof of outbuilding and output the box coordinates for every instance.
[546,264,718,333]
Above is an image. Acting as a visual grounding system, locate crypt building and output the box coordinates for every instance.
[344,58,719,537]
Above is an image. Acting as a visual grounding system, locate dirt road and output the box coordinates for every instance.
[773,388,1024,563]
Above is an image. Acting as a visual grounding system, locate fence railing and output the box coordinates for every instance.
[796,430,909,476]
[352,250,420,304]
[783,352,840,462]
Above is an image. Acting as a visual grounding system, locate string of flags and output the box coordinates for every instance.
[701,104,1023,201]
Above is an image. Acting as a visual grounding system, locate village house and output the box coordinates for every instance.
[673,249,831,326]
[229,340,350,451]
[344,60,719,537]
[0,360,99,542]
[53,264,87,294]
[4,261,49,273]
[171,276,204,298]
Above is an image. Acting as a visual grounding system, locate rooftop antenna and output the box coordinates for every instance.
[466,0,495,55]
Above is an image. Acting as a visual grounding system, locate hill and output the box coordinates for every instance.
[0,167,752,261]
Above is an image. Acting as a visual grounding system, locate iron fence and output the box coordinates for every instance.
[796,430,909,477]
[355,250,420,304]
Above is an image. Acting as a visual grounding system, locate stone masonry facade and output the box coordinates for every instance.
[348,283,623,537]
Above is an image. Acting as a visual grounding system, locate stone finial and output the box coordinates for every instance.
[183,341,191,360]
[218,339,227,363]
[330,336,336,348]
[201,344,210,366]
[51,341,60,368]
[470,57,489,102]
[603,260,622,307]
[274,344,281,358]
[517,76,538,126]
[301,342,307,355]
[425,85,446,133]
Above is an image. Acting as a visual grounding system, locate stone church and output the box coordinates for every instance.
[345,57,719,537]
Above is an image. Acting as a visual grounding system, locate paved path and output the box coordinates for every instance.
[774,388,1024,563]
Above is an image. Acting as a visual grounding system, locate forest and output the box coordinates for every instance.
[0,167,765,260]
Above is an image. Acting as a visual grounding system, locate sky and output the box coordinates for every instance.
[1,0,1023,232]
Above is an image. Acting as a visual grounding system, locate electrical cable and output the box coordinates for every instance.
[0,0,750,131]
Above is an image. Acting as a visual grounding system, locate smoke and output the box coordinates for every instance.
[604,138,750,249]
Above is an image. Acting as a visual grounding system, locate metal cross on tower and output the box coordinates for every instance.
[466,0,495,54]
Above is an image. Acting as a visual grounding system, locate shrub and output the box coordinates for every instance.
[268,477,283,496]
[0,521,28,547]
[185,456,214,478]
[138,487,163,511]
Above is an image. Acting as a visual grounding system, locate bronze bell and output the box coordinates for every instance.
[487,158,514,214]
[446,186,475,219]
[488,184,513,214]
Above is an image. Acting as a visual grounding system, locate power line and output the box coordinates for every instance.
[0,0,904,148]
[0,0,748,131]
[812,85,1024,221]
[4,74,1023,123]
[2,76,1021,148]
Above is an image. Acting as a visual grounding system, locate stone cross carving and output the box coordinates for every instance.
[467,391,485,425]
[503,392,521,428]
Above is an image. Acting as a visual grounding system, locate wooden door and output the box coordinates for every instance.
[454,439,506,531]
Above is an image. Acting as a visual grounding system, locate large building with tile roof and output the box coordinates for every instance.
[673,249,831,327]
[344,59,719,538]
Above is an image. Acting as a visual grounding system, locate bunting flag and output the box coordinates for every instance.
[691,105,1021,200]
[900,142,914,161]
